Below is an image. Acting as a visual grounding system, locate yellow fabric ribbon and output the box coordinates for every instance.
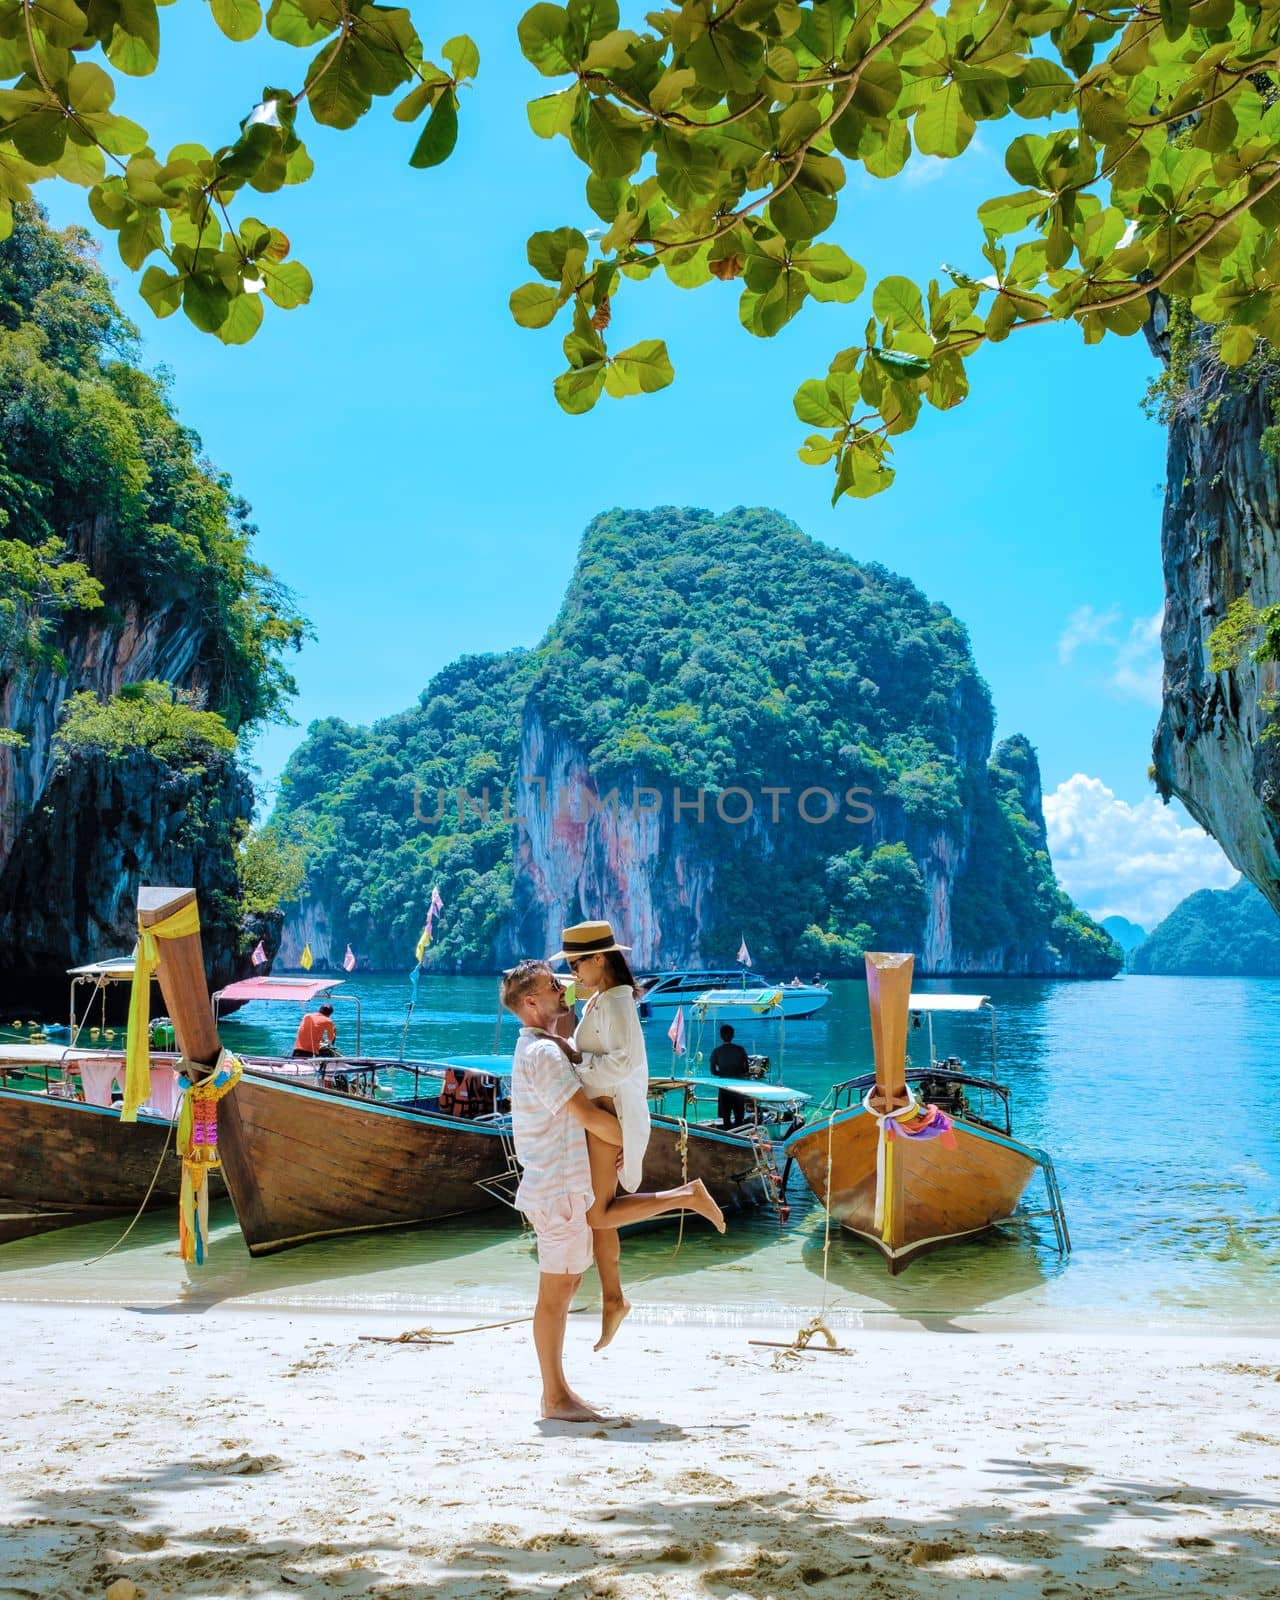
[121,898,201,1122]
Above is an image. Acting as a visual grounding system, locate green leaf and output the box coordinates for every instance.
[740,271,808,337]
[209,0,261,40]
[585,98,646,179]
[871,346,930,377]
[528,88,579,139]
[580,28,638,71]
[977,190,1048,235]
[261,259,312,308]
[604,338,673,396]
[851,58,901,119]
[553,361,606,413]
[1218,325,1255,367]
[519,3,574,75]
[140,264,184,318]
[27,0,88,49]
[527,227,587,284]
[1159,0,1190,40]
[769,181,837,245]
[219,289,266,344]
[56,140,105,186]
[118,207,163,269]
[510,281,562,328]
[872,275,927,336]
[443,34,480,81]
[410,91,458,168]
[913,82,974,158]
[794,377,847,427]
[307,38,371,129]
[183,274,231,333]
[265,0,335,46]
[107,0,161,75]
[795,244,866,303]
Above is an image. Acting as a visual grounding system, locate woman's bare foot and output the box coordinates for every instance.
[686,1179,727,1234]
[594,1297,631,1353]
[540,1391,605,1422]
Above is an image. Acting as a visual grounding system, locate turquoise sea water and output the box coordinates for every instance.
[2,973,1277,1330]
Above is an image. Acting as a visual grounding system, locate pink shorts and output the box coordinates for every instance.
[524,1194,593,1276]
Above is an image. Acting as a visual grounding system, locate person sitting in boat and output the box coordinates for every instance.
[709,1024,751,1128]
[292,1003,337,1058]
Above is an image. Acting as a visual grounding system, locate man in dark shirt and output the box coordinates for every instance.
[709,1024,751,1128]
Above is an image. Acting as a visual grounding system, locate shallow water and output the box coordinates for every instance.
[2,974,1277,1330]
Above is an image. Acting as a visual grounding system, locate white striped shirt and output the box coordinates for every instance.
[511,1028,592,1213]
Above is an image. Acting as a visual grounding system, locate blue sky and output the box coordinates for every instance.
[39,6,1237,927]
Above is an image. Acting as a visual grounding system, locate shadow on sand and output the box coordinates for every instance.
[5,1459,1277,1599]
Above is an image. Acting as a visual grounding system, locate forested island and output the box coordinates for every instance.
[1129,880,1280,977]
[274,507,1120,978]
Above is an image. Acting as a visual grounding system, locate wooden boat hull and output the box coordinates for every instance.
[216,1071,512,1256]
[216,1076,783,1257]
[785,1105,1039,1273]
[0,1084,194,1243]
[646,1115,776,1211]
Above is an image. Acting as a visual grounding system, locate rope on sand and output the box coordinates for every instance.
[761,1107,849,1357]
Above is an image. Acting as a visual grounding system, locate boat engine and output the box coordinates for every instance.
[918,1060,968,1118]
[746,1054,770,1080]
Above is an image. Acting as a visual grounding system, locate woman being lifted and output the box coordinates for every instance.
[547,920,724,1350]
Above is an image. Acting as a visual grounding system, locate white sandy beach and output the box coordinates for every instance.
[1,1301,1277,1599]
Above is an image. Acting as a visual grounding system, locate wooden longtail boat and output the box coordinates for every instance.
[784,952,1069,1274]
[141,890,797,1255]
[0,1078,190,1243]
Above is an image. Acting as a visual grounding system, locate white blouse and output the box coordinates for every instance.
[573,984,652,1193]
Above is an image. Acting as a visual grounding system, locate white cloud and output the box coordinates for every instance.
[1056,603,1165,705]
[1044,773,1238,931]
[1058,603,1121,664]
[1109,610,1164,706]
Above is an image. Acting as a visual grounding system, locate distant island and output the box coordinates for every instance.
[1101,915,1147,955]
[1129,879,1280,976]
[274,507,1121,979]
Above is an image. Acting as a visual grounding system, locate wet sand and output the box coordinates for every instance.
[2,1301,1278,1599]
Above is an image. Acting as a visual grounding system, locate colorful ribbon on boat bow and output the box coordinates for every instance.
[177,1049,243,1265]
[861,1087,957,1243]
[121,897,201,1123]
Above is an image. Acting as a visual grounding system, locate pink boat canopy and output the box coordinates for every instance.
[214,977,344,1005]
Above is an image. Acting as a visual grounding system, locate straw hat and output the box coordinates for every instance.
[548,919,632,962]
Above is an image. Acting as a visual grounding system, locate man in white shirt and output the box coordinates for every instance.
[501,959,626,1422]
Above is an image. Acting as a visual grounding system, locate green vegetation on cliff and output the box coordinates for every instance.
[273,507,1119,976]
[0,205,306,728]
[1129,880,1280,977]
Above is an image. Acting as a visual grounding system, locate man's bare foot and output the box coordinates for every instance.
[540,1392,605,1422]
[594,1298,631,1352]
[686,1179,727,1234]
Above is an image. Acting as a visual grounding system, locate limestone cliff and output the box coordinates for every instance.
[1150,323,1280,909]
[0,206,300,1010]
[277,507,1119,978]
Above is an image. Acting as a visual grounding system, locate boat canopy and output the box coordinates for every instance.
[907,993,991,1012]
[650,1075,809,1104]
[215,977,343,1004]
[212,975,363,1054]
[66,957,135,981]
[422,1054,511,1077]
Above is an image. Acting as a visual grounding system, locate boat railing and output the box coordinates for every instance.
[820,1066,1013,1137]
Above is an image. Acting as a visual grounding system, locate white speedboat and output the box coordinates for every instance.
[637,968,830,1021]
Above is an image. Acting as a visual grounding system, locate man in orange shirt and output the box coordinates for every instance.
[293,1003,337,1058]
